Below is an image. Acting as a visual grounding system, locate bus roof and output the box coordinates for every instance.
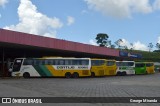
[14,57,91,60]
[116,61,134,62]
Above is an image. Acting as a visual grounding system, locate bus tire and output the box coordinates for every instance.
[122,72,127,76]
[91,72,95,77]
[65,72,71,78]
[23,72,30,78]
[72,72,79,78]
[116,72,121,76]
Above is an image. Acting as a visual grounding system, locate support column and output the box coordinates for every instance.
[2,48,5,77]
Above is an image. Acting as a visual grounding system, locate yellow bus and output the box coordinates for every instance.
[90,59,117,77]
[145,62,155,74]
[10,57,91,78]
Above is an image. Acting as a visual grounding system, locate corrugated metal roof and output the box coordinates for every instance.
[0,29,119,57]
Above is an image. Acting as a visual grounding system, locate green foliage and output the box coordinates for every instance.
[148,42,153,52]
[95,33,110,47]
[115,39,123,49]
[128,50,160,62]
[156,43,160,50]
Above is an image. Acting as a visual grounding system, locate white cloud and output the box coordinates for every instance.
[89,39,98,46]
[120,39,131,48]
[117,38,148,51]
[85,0,153,18]
[158,36,160,43]
[0,14,1,18]
[81,10,88,14]
[0,0,8,7]
[67,16,75,26]
[3,0,63,38]
[90,38,149,51]
[153,0,160,10]
[133,41,149,51]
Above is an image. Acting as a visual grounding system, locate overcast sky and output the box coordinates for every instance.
[0,0,160,51]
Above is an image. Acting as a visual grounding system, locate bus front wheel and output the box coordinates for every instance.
[23,72,30,78]
[72,73,79,78]
[116,72,121,76]
[65,72,71,78]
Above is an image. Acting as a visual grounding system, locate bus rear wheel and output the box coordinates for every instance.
[65,72,71,78]
[23,72,30,78]
[122,72,127,76]
[72,73,79,78]
[91,72,95,77]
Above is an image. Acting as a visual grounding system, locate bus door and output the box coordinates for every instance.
[11,59,23,76]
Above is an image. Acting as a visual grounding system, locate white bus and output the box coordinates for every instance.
[116,61,135,75]
[10,57,91,78]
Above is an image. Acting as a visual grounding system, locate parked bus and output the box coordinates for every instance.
[10,58,91,78]
[90,59,117,77]
[135,62,147,74]
[116,61,135,76]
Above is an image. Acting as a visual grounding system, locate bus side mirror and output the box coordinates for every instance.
[9,68,13,72]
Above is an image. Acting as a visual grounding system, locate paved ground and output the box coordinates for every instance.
[0,72,160,106]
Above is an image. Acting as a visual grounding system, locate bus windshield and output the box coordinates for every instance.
[146,63,153,67]
[135,63,145,67]
[116,61,134,67]
[106,61,115,66]
[91,60,105,66]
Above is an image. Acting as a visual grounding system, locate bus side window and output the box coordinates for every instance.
[65,60,72,65]
[107,61,114,66]
[59,60,64,65]
[39,60,45,65]
[46,59,54,65]
[128,62,134,66]
[91,60,95,66]
[33,59,39,65]
[72,60,80,65]
[82,60,89,65]
[23,59,33,65]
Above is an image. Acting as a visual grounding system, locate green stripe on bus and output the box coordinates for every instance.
[40,65,52,76]
[33,65,52,77]
[33,65,47,76]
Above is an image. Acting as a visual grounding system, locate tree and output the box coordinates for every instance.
[148,43,153,52]
[156,43,160,50]
[95,33,110,47]
[130,43,133,50]
[115,39,123,49]
[111,44,116,49]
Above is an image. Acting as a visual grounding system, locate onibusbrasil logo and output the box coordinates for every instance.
[1,98,42,104]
